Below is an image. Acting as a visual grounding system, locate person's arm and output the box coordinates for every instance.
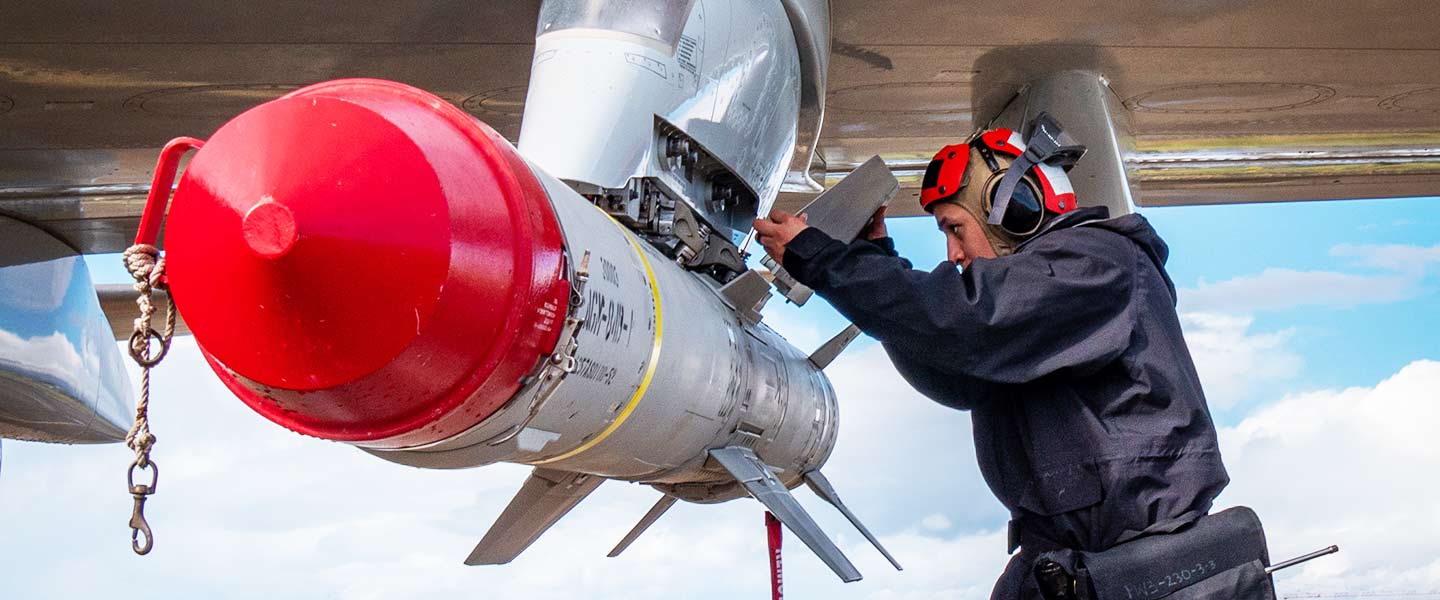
[783,227,1136,385]
[864,236,911,266]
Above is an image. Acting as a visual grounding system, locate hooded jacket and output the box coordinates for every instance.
[782,207,1229,554]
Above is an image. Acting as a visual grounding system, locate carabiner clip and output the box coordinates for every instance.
[127,459,159,555]
[130,497,154,555]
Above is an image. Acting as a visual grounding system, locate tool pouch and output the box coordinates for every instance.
[1042,506,1277,600]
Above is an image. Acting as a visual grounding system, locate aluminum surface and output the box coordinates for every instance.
[991,71,1137,216]
[5,0,1440,237]
[374,167,840,500]
[0,215,131,444]
[517,0,802,218]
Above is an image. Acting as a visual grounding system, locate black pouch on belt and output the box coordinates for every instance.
[1041,506,1277,600]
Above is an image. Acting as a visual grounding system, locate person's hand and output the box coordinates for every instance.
[752,209,810,263]
[860,205,888,241]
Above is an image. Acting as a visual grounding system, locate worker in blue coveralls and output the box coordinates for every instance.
[752,116,1229,600]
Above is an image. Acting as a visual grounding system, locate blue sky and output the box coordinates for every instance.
[2,197,1438,599]
[772,196,1440,422]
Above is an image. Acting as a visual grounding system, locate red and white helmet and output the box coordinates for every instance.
[920,113,1085,237]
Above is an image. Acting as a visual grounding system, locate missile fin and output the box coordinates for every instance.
[796,155,899,243]
[607,494,679,558]
[718,270,772,323]
[464,468,604,566]
[761,155,898,307]
[803,470,903,571]
[709,446,862,582]
[808,324,863,369]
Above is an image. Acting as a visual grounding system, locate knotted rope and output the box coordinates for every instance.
[121,243,175,554]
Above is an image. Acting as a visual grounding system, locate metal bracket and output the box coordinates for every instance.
[990,71,1137,217]
[483,250,591,447]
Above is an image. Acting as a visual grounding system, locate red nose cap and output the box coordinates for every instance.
[164,79,569,448]
[241,200,298,259]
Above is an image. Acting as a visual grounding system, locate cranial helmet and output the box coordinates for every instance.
[919,112,1087,256]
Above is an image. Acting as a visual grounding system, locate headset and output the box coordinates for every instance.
[920,113,1086,236]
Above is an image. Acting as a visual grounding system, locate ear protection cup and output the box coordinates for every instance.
[980,171,1045,236]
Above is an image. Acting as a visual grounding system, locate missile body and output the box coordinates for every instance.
[372,162,842,501]
[163,79,837,502]
[152,0,892,580]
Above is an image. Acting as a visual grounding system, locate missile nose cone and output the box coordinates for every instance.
[241,200,297,259]
[163,79,569,448]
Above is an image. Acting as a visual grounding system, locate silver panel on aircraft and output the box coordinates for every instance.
[3,0,1439,249]
[0,216,132,444]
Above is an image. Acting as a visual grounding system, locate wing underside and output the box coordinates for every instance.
[4,0,1440,253]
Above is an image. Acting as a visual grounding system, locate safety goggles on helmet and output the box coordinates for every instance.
[919,112,1086,236]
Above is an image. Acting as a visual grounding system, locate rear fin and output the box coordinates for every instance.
[464,468,604,565]
[709,446,862,582]
[607,494,679,558]
[803,470,902,571]
[808,324,862,369]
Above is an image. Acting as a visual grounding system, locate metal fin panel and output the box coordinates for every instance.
[795,155,898,242]
[607,494,679,558]
[718,269,772,322]
[464,467,604,566]
[709,446,862,582]
[808,324,862,370]
[764,155,898,307]
[803,470,902,571]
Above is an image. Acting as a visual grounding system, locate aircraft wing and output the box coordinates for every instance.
[96,285,188,341]
[3,0,1439,253]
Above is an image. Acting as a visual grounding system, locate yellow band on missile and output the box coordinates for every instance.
[530,218,663,466]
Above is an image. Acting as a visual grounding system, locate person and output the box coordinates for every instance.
[751,120,1230,599]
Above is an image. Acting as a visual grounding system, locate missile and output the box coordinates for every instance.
[153,78,897,581]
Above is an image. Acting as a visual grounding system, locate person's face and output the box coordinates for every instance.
[932,202,998,268]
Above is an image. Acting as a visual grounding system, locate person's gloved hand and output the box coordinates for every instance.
[752,209,809,262]
[860,205,888,241]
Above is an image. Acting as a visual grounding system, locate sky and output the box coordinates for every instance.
[1,196,1438,599]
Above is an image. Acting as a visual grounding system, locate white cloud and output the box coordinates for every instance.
[4,344,1437,599]
[1179,242,1440,314]
[1331,243,1440,275]
[920,514,952,532]
[1179,312,1303,409]
[1180,268,1413,313]
[0,337,1008,600]
[1215,360,1440,596]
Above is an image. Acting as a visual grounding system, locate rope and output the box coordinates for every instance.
[121,243,174,554]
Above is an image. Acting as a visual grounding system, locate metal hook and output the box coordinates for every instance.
[127,459,158,555]
[130,496,153,555]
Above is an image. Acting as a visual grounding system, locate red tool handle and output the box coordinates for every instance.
[767,511,783,600]
[134,136,205,247]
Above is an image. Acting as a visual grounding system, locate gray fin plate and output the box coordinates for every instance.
[808,324,862,369]
[764,155,898,307]
[804,470,903,571]
[709,446,862,582]
[464,467,605,565]
[795,155,899,242]
[607,494,679,558]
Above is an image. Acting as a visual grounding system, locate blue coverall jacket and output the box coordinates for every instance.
[782,207,1230,599]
